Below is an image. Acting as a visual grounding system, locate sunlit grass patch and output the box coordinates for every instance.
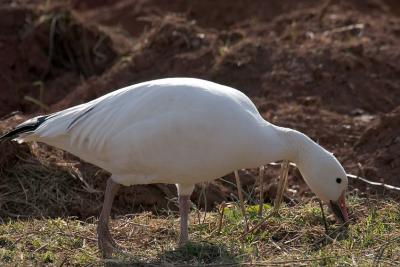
[0,195,399,266]
[0,218,99,266]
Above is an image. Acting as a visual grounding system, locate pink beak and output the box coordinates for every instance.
[329,191,349,223]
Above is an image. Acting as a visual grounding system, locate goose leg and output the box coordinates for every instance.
[97,177,120,258]
[178,195,190,245]
[176,184,194,246]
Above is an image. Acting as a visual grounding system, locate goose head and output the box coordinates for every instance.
[286,130,349,223]
[299,152,349,223]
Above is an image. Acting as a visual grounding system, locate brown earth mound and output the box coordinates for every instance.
[355,107,400,187]
[1,0,400,218]
[52,0,400,114]
[0,5,116,117]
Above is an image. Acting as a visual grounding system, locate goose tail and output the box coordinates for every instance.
[0,115,48,143]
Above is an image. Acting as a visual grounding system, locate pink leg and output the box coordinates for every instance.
[97,177,120,258]
[179,195,190,245]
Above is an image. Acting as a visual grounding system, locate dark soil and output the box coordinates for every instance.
[0,5,116,116]
[0,0,399,218]
[355,107,400,187]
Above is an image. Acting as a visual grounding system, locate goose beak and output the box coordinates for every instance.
[329,192,349,223]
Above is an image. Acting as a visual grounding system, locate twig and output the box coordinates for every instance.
[351,254,357,266]
[261,256,340,265]
[202,182,207,224]
[312,219,352,246]
[323,23,364,36]
[258,165,264,217]
[241,207,278,238]
[23,96,50,111]
[81,28,95,77]
[274,160,289,210]
[217,201,226,234]
[219,177,252,199]
[57,162,100,193]
[234,170,249,231]
[284,233,303,244]
[318,199,329,234]
[317,0,334,24]
[373,237,400,266]
[267,162,400,192]
[196,207,201,225]
[42,13,60,78]
[347,174,400,192]
[196,183,205,224]
[181,256,343,266]
[54,231,98,242]
[58,256,68,267]
[93,34,108,61]
[0,111,21,121]
[32,81,45,107]
[32,242,49,253]
[241,161,290,237]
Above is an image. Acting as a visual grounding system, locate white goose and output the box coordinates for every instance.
[1,78,349,257]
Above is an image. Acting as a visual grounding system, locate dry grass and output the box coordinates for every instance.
[0,193,399,266]
[0,143,105,219]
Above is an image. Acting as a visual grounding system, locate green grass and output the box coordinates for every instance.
[0,195,399,266]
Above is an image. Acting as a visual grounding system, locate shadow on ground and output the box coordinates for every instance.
[104,241,238,266]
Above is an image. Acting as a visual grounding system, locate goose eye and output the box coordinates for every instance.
[336,178,342,184]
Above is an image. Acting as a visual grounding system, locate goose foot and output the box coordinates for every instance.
[97,222,120,258]
[178,235,189,247]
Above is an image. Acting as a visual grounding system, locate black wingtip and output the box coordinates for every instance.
[0,115,48,142]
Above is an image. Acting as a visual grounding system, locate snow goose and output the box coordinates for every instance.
[0,78,349,257]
